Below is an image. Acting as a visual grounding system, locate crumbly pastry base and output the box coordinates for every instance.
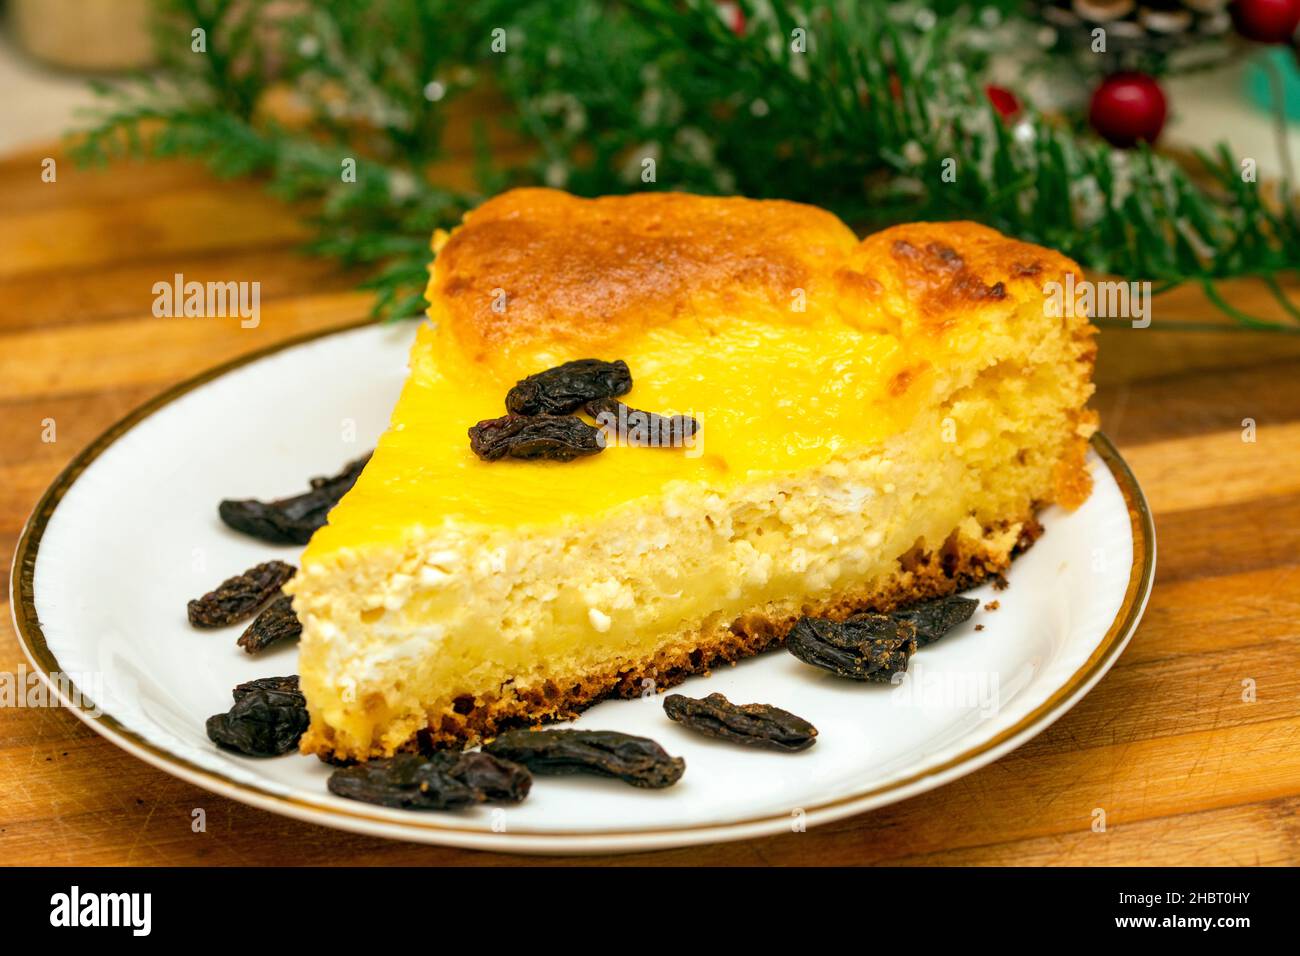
[336,516,1040,756]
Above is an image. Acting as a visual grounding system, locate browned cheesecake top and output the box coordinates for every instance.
[427,188,1084,360]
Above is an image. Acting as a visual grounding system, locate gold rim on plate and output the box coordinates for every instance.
[9,320,1156,851]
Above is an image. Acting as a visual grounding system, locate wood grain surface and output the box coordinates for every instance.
[2,143,1299,866]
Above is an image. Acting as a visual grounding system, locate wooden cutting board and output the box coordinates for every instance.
[2,144,1299,866]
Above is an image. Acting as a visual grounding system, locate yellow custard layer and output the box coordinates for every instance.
[304,312,917,556]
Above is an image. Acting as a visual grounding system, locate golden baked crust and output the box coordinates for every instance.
[428,189,1091,360]
[429,188,860,358]
[858,221,1080,331]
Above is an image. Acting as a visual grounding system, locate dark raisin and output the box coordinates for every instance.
[585,397,699,447]
[875,594,979,647]
[506,359,632,416]
[434,752,532,803]
[483,729,684,789]
[327,751,531,810]
[664,693,817,752]
[218,453,371,545]
[232,675,300,701]
[187,560,295,628]
[328,754,480,810]
[785,614,917,682]
[468,414,603,462]
[206,688,309,756]
[236,594,302,654]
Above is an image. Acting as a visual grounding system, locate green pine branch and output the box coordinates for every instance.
[68,0,1300,329]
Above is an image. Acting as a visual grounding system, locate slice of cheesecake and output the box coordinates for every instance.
[289,188,1096,761]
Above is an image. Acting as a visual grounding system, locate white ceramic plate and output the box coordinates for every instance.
[12,320,1154,855]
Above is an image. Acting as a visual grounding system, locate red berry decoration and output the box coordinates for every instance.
[717,2,746,36]
[1089,72,1168,148]
[984,84,1021,121]
[1230,0,1300,44]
